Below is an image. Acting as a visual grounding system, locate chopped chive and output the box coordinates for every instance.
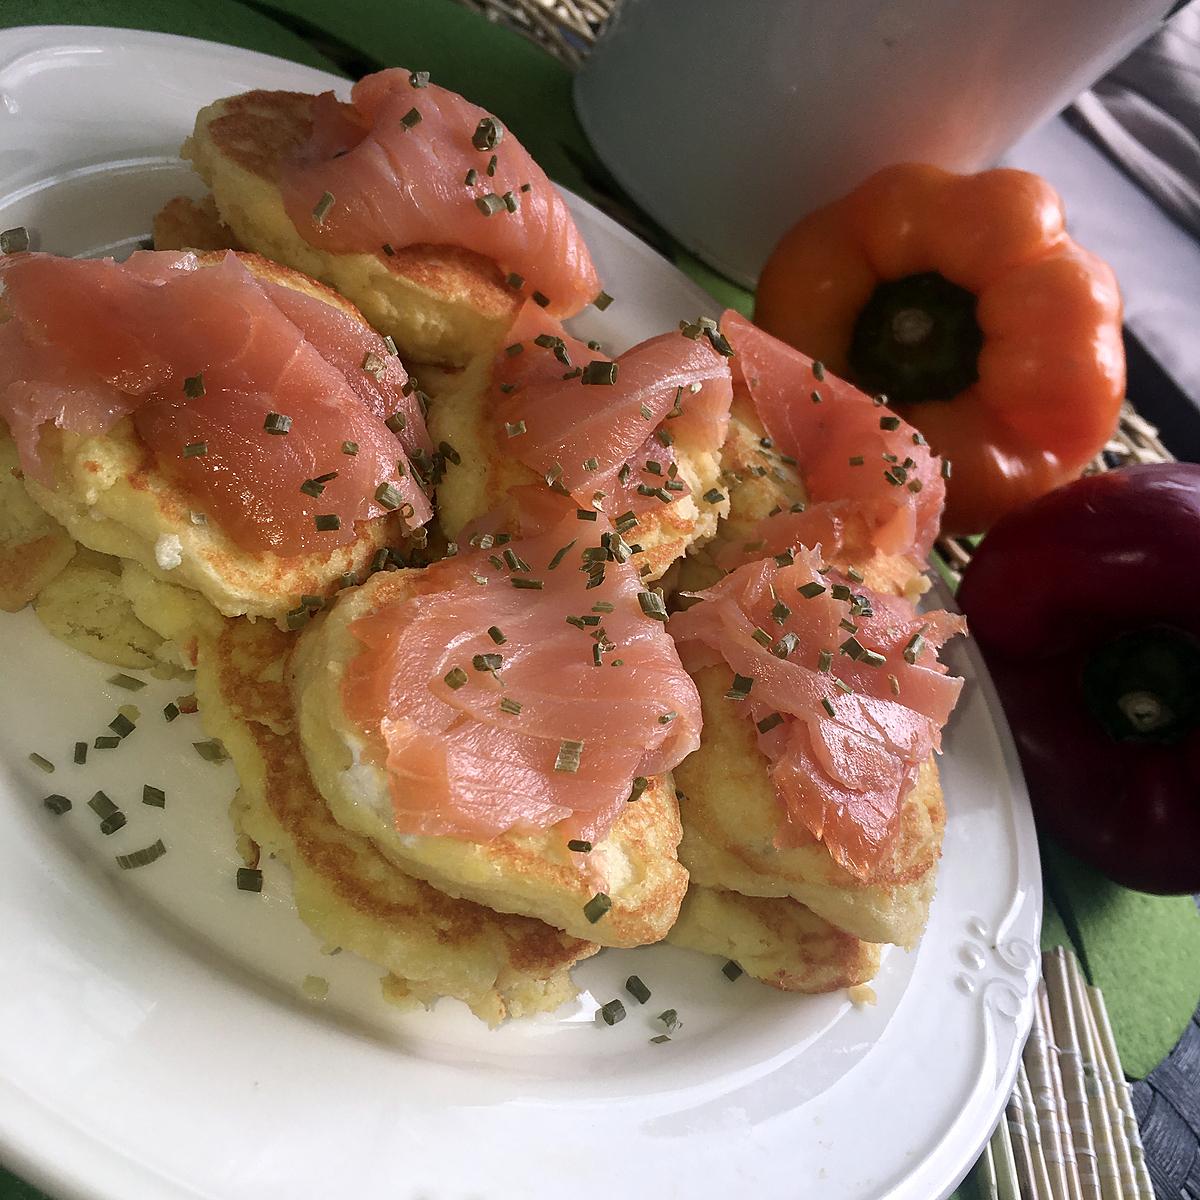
[505,271,525,289]
[941,459,953,480]
[771,599,791,624]
[474,193,506,217]
[628,776,649,802]
[28,752,54,773]
[520,182,532,193]
[472,115,504,151]
[593,290,614,311]
[341,440,359,456]
[193,739,228,763]
[142,784,166,808]
[598,997,626,1025]
[592,601,615,614]
[162,702,180,722]
[487,626,507,645]
[584,893,612,924]
[725,673,754,701]
[314,514,341,531]
[531,290,551,308]
[773,632,800,659]
[555,739,584,773]
[821,697,836,717]
[831,583,852,601]
[547,540,577,570]
[182,441,207,458]
[657,1008,680,1031]
[839,636,866,660]
[472,653,503,674]
[285,606,311,631]
[575,509,598,522]
[300,478,327,498]
[444,666,468,690]
[0,226,30,254]
[236,867,263,893]
[658,710,678,725]
[582,456,600,471]
[846,567,865,583]
[504,420,526,438]
[751,628,773,648]
[637,591,668,622]
[43,794,71,815]
[438,440,461,466]
[839,617,858,633]
[409,69,430,87]
[73,741,87,765]
[811,390,822,404]
[312,191,335,225]
[722,960,744,981]
[650,1034,672,1044]
[888,673,901,696]
[89,791,117,818]
[116,839,167,870]
[625,975,652,1004]
[182,373,206,399]
[756,712,784,734]
[903,632,926,664]
[93,736,121,750]
[399,106,422,129]
[502,192,521,216]
[498,696,523,715]
[263,411,292,435]
[908,479,924,493]
[861,649,887,667]
[703,488,726,504]
[464,167,478,186]
[382,242,396,257]
[109,673,146,691]
[374,482,404,511]
[568,839,592,853]
[880,415,901,431]
[511,577,544,590]
[109,713,135,738]
[849,455,865,467]
[580,361,618,386]
[504,342,524,359]
[100,812,127,836]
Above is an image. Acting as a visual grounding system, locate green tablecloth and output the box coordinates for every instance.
[2,2,1198,1197]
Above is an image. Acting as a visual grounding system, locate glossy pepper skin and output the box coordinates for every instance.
[957,464,1200,894]
[754,164,1126,535]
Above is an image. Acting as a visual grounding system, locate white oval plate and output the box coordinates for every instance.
[0,26,1041,1200]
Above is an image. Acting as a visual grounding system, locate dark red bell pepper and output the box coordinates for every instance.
[957,463,1200,894]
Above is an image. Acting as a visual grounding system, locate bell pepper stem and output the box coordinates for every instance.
[848,271,983,404]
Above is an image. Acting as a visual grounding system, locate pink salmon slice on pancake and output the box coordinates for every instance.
[342,490,702,844]
[279,69,601,319]
[0,250,432,555]
[670,546,964,878]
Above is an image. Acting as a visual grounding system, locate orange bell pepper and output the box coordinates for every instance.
[754,164,1126,534]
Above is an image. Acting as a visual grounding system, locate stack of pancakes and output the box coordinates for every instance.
[0,76,947,1022]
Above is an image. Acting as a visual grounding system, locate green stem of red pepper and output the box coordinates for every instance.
[1082,627,1200,745]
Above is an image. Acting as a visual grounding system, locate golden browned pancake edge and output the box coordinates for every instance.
[128,569,597,1025]
[667,886,881,993]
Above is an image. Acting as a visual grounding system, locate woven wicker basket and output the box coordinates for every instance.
[465,0,1174,577]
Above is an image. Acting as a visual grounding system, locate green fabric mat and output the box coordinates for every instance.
[2,4,1198,1198]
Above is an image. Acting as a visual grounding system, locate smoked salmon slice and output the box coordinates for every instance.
[722,311,946,564]
[670,547,964,878]
[279,70,601,319]
[0,251,432,555]
[493,304,733,518]
[341,490,701,843]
